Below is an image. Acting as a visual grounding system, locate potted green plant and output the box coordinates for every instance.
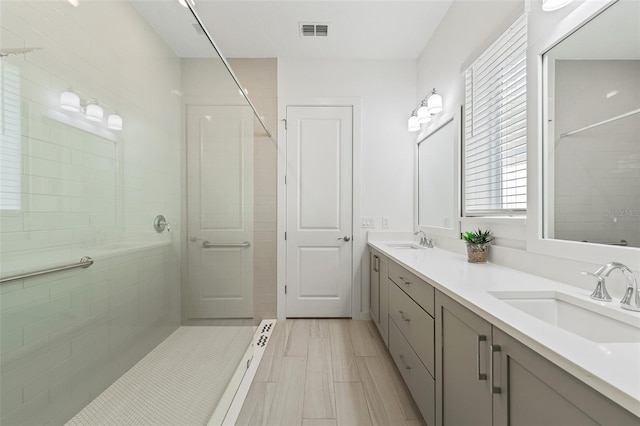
[462,228,494,263]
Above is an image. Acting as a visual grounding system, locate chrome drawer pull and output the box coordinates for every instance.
[399,354,412,370]
[398,276,411,285]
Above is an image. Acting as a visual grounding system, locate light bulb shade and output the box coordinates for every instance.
[107,114,123,131]
[85,103,104,122]
[542,0,573,11]
[178,0,195,7]
[408,115,420,132]
[427,92,443,115]
[60,91,81,112]
[417,104,430,123]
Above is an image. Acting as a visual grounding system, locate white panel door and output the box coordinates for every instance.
[286,106,353,317]
[186,105,253,319]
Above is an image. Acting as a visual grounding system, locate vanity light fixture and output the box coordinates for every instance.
[59,91,123,130]
[408,88,444,132]
[408,111,420,132]
[60,91,81,112]
[107,113,123,131]
[427,89,443,115]
[417,100,431,124]
[85,102,104,122]
[542,0,574,12]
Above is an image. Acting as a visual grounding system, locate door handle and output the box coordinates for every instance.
[338,236,351,242]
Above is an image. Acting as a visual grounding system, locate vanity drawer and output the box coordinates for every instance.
[389,281,435,375]
[389,261,435,316]
[389,319,435,426]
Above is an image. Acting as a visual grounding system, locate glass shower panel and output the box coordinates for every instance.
[0,1,182,423]
[0,0,266,424]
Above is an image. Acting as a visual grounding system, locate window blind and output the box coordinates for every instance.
[464,14,527,216]
[0,62,22,211]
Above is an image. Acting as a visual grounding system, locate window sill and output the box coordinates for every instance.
[462,216,526,225]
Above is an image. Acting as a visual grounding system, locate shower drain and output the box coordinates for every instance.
[260,322,274,334]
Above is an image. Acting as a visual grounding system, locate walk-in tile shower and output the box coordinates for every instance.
[0,1,273,424]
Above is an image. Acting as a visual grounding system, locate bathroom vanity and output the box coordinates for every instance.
[368,241,640,426]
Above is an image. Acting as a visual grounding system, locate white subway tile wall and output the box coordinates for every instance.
[553,60,640,247]
[1,1,181,424]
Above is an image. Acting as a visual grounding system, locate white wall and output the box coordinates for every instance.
[415,0,639,295]
[277,58,417,318]
[417,1,523,127]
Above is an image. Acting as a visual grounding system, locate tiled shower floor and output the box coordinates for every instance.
[67,326,253,425]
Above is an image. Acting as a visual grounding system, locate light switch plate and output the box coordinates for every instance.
[382,216,389,229]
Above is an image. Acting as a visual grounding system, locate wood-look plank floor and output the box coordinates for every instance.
[236,320,425,426]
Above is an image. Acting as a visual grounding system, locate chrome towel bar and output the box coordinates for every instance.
[202,241,251,249]
[581,240,628,246]
[0,256,94,284]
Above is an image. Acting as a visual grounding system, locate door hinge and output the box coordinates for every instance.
[285,285,287,294]
[285,232,287,240]
[284,175,287,184]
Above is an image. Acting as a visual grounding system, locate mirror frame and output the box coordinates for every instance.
[414,107,461,240]
[527,0,640,267]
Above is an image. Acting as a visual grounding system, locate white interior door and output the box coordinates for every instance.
[286,106,353,317]
[186,105,253,319]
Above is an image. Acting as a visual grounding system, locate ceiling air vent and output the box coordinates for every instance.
[299,23,330,37]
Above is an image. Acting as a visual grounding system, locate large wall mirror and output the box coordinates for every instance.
[543,0,640,249]
[417,112,459,235]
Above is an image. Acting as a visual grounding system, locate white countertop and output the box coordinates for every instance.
[368,240,640,417]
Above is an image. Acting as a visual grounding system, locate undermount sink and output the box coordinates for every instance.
[385,243,425,250]
[490,291,640,344]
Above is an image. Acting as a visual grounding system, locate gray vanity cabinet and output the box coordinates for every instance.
[369,248,389,345]
[387,259,437,426]
[436,291,640,426]
[435,291,493,426]
[492,327,639,426]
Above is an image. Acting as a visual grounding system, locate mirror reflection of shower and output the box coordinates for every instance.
[543,0,640,248]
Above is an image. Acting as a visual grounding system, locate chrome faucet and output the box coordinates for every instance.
[587,262,640,312]
[413,230,433,248]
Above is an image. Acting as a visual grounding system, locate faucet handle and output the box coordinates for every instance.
[581,271,612,302]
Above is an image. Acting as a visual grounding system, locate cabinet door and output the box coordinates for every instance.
[436,291,492,426]
[492,327,640,426]
[370,251,379,323]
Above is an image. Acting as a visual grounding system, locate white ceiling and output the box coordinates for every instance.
[132,0,453,59]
